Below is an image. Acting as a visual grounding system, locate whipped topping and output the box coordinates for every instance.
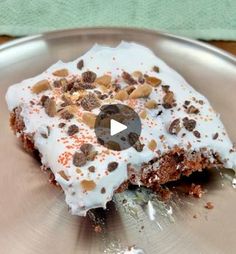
[5,42,236,216]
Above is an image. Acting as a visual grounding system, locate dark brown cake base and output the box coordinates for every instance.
[10,107,224,193]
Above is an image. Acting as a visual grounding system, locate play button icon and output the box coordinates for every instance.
[95,104,142,151]
[110,119,127,136]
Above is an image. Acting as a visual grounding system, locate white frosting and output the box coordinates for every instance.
[123,247,145,254]
[5,42,236,216]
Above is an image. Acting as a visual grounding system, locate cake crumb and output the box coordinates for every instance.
[204,202,214,209]
[189,183,203,198]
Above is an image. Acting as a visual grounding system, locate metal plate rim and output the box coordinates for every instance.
[0,27,235,64]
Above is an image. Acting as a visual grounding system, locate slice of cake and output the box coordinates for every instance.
[5,42,236,216]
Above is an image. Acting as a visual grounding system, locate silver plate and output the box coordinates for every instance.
[0,28,236,254]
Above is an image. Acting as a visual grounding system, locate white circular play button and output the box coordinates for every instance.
[110,119,127,136]
[95,104,142,151]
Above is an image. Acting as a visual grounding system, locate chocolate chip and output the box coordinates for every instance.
[60,110,74,120]
[153,65,160,73]
[58,122,66,128]
[193,130,201,138]
[161,85,169,92]
[122,71,137,85]
[187,105,199,114]
[101,187,106,194]
[112,83,121,92]
[67,124,79,136]
[183,117,196,131]
[107,161,118,172]
[80,93,100,111]
[198,100,204,105]
[82,71,97,83]
[156,110,163,117]
[138,76,145,84]
[80,143,93,156]
[128,132,139,146]
[169,119,181,135]
[128,132,144,152]
[40,95,49,106]
[213,132,219,140]
[40,126,50,138]
[184,100,191,106]
[88,166,95,173]
[73,152,87,167]
[77,59,84,70]
[75,82,96,91]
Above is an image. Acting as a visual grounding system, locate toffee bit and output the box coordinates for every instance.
[145,99,158,109]
[77,59,84,70]
[169,119,181,135]
[88,166,96,173]
[58,122,66,128]
[80,93,100,111]
[80,180,96,191]
[153,65,160,73]
[82,112,96,128]
[52,68,69,77]
[67,124,79,136]
[183,117,196,132]
[73,152,87,167]
[58,170,69,181]
[31,80,50,94]
[44,98,57,117]
[107,161,118,172]
[146,76,161,87]
[82,71,97,83]
[212,132,219,140]
[193,130,201,138]
[80,143,93,156]
[60,110,74,120]
[129,84,152,99]
[96,75,111,87]
[121,71,137,85]
[101,187,106,194]
[163,91,175,109]
[187,105,200,114]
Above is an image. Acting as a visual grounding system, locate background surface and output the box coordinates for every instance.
[0,0,235,39]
